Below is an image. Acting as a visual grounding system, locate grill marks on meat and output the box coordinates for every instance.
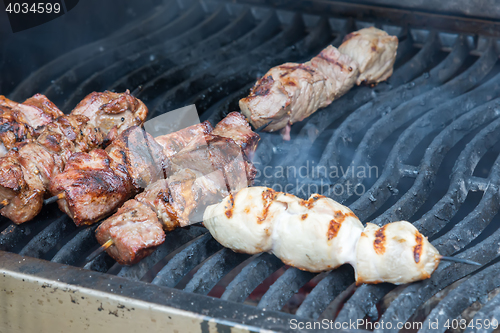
[240,27,397,133]
[0,90,149,225]
[339,27,398,85]
[0,115,105,223]
[51,127,167,226]
[49,149,134,226]
[95,113,260,265]
[0,94,63,156]
[71,90,148,137]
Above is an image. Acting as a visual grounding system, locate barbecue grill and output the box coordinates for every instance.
[1,0,500,332]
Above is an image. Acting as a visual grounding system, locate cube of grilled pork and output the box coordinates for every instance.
[239,47,358,133]
[0,109,35,156]
[71,90,148,137]
[0,115,104,224]
[50,127,167,226]
[0,94,64,157]
[355,222,439,285]
[0,94,63,130]
[211,112,260,160]
[155,120,213,158]
[95,199,165,265]
[339,27,398,85]
[203,187,364,271]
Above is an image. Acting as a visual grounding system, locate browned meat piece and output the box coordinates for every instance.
[339,27,398,85]
[0,94,63,130]
[0,94,63,156]
[106,126,168,190]
[0,115,105,224]
[212,111,260,159]
[0,109,34,155]
[240,53,358,133]
[95,199,165,265]
[51,127,168,226]
[22,94,64,123]
[154,120,213,158]
[309,45,359,99]
[71,90,148,136]
[49,149,133,226]
[240,27,398,133]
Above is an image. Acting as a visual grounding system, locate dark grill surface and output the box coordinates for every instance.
[2,0,500,331]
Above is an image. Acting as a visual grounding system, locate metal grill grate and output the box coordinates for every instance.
[2,0,500,331]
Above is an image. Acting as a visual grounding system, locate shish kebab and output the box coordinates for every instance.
[49,112,259,231]
[0,90,148,224]
[240,27,398,138]
[78,112,259,264]
[98,183,477,285]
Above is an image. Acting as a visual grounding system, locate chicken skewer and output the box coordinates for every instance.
[240,27,398,138]
[49,112,259,229]
[0,94,64,156]
[0,91,148,224]
[92,113,259,265]
[204,187,479,285]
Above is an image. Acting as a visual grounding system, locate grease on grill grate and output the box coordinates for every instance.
[2,0,500,330]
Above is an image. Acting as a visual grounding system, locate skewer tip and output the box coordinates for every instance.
[85,239,114,263]
[44,193,65,205]
[439,255,482,266]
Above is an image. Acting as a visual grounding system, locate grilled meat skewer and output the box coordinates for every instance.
[204,187,446,285]
[51,112,258,228]
[0,94,64,156]
[94,113,259,265]
[240,27,398,135]
[0,91,148,224]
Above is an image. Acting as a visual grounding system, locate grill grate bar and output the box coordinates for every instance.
[109,8,265,95]
[465,290,500,333]
[18,215,75,259]
[51,224,98,265]
[257,268,315,311]
[336,114,500,326]
[220,253,283,303]
[418,260,500,332]
[8,0,183,101]
[45,2,211,106]
[295,265,354,319]
[148,14,332,118]
[415,104,500,236]
[327,42,498,205]
[314,33,463,181]
[117,226,207,280]
[184,248,250,295]
[61,5,235,110]
[356,93,500,225]
[151,233,222,287]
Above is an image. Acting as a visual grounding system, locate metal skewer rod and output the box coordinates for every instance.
[439,255,482,266]
[43,192,66,205]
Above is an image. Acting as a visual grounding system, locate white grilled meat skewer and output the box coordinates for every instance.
[203,187,444,285]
